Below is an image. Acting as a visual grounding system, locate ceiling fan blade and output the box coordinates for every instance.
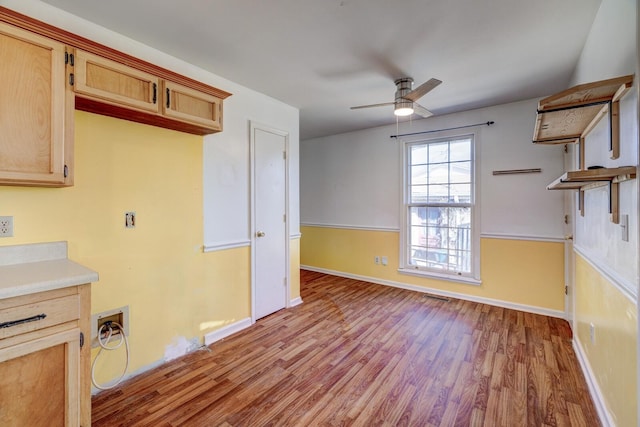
[404,78,442,102]
[413,103,433,118]
[350,101,395,110]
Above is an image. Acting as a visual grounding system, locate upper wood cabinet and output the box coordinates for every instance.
[74,49,161,114]
[0,21,74,187]
[0,6,230,187]
[74,49,224,135]
[163,80,222,132]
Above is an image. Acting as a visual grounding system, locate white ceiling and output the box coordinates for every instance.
[42,0,602,140]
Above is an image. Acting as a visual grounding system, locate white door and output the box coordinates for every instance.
[563,143,577,329]
[251,123,289,320]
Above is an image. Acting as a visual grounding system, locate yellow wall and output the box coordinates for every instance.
[575,254,637,427]
[0,111,252,382]
[300,226,565,312]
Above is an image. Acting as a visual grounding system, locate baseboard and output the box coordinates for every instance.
[572,337,614,427]
[301,265,565,319]
[290,296,303,307]
[204,317,253,346]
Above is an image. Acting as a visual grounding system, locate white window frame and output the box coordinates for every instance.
[399,133,481,285]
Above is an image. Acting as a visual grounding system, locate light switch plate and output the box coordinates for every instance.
[620,214,629,242]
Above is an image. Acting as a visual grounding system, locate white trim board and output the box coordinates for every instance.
[572,337,615,427]
[203,240,251,252]
[204,317,253,346]
[290,296,303,307]
[300,223,400,232]
[300,223,565,243]
[301,265,565,319]
[481,233,565,243]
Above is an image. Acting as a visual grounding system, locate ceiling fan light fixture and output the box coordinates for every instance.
[394,100,414,116]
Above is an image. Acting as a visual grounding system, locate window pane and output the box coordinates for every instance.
[428,142,448,164]
[428,163,448,184]
[450,139,471,162]
[450,161,471,184]
[410,185,427,203]
[449,184,471,201]
[411,145,427,165]
[411,164,427,185]
[426,184,449,202]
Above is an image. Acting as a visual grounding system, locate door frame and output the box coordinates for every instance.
[249,121,290,323]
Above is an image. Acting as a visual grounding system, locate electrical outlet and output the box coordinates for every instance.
[0,216,13,237]
[374,256,380,264]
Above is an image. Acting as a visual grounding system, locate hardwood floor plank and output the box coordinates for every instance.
[92,270,601,426]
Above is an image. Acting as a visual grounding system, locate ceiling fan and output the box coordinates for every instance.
[350,77,442,118]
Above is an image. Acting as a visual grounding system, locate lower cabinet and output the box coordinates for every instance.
[0,285,91,426]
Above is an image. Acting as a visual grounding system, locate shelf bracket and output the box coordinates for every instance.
[609,181,619,224]
[578,190,585,217]
[578,137,585,171]
[609,100,620,159]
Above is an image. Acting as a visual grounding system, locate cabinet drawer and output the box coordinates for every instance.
[0,294,79,340]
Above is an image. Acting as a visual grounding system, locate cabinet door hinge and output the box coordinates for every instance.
[65,51,75,66]
[565,285,568,295]
[79,332,84,348]
[283,151,286,160]
[64,165,69,178]
[283,213,286,222]
[69,73,74,86]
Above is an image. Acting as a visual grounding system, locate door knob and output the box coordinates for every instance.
[256,231,266,237]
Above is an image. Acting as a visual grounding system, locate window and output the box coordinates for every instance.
[401,135,478,282]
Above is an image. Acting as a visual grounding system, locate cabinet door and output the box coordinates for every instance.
[75,49,161,114]
[163,80,222,132]
[0,23,71,186]
[0,328,80,427]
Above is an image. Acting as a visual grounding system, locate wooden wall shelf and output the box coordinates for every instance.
[546,166,636,224]
[546,166,636,190]
[532,75,633,160]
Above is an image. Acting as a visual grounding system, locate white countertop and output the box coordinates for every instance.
[0,242,99,299]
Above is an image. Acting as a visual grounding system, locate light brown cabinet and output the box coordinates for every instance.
[74,49,161,114]
[0,285,91,426]
[0,22,74,187]
[74,50,223,134]
[0,5,230,188]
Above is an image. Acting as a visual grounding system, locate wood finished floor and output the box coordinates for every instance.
[92,270,600,426]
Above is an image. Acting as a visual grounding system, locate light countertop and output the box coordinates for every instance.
[0,242,98,299]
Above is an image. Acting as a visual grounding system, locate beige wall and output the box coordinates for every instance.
[301,226,564,314]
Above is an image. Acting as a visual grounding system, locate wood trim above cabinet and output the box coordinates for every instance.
[0,6,230,136]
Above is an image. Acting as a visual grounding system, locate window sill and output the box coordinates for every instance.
[398,267,482,286]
